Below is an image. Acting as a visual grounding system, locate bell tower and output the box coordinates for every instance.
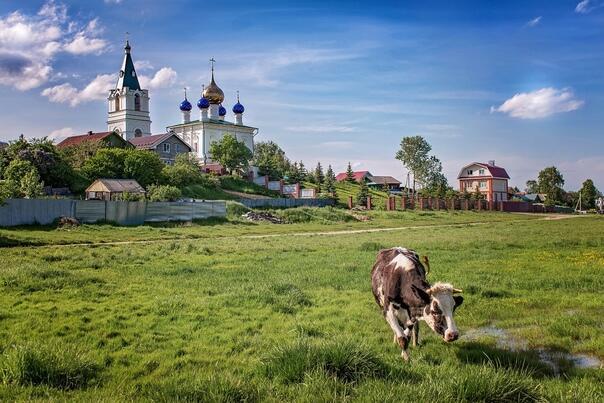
[107,40,151,140]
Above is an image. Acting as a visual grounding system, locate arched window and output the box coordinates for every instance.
[115,95,120,111]
[134,129,143,138]
[134,93,141,111]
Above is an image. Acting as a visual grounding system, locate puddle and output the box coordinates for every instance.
[462,326,602,372]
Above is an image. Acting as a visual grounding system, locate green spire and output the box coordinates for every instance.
[116,40,141,90]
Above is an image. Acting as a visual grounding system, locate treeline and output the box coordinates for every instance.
[525,167,601,208]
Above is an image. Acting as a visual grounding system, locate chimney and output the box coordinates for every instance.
[488,160,495,166]
[88,131,93,135]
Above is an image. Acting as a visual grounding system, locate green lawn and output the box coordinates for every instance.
[1,213,603,401]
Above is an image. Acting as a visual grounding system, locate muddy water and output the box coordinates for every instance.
[462,326,602,372]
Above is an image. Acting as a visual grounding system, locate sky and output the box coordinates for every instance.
[0,0,603,191]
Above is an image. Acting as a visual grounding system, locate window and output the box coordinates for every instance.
[479,181,487,189]
[115,95,120,111]
[134,129,142,138]
[467,169,473,175]
[479,169,485,175]
[163,143,171,153]
[174,144,179,153]
[134,94,141,111]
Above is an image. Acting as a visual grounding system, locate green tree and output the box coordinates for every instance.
[395,136,432,194]
[81,148,127,180]
[345,162,355,182]
[314,162,324,185]
[209,134,253,175]
[60,139,105,169]
[147,184,182,201]
[422,156,449,197]
[578,179,599,209]
[356,179,369,206]
[298,161,307,182]
[123,150,164,188]
[1,159,44,199]
[162,154,205,187]
[287,161,301,183]
[253,141,290,180]
[324,165,337,197]
[525,180,539,194]
[537,166,565,206]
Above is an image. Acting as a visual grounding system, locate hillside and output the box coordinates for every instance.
[181,176,280,200]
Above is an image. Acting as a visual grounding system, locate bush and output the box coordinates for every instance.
[263,339,388,384]
[147,185,181,201]
[0,344,101,390]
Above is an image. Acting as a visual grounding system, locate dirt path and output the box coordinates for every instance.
[21,213,585,249]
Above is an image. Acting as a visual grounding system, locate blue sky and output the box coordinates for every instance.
[0,0,603,190]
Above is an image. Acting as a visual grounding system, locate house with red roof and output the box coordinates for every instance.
[335,170,373,183]
[457,160,510,202]
[129,132,192,165]
[56,131,131,149]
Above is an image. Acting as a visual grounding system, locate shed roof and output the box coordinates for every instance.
[86,179,145,193]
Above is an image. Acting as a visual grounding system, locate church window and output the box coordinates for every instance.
[115,95,120,111]
[134,94,141,111]
[134,129,142,138]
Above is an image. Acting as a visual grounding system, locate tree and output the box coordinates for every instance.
[209,134,253,175]
[422,156,449,197]
[395,136,433,194]
[60,139,104,169]
[537,166,564,206]
[324,165,337,197]
[298,161,307,182]
[579,179,599,209]
[253,141,290,180]
[124,150,164,188]
[81,148,127,180]
[162,154,206,188]
[147,184,182,201]
[1,159,44,199]
[356,179,369,206]
[287,162,302,183]
[472,185,484,200]
[313,162,324,185]
[345,162,355,182]
[525,180,539,194]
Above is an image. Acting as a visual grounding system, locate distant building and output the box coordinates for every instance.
[57,131,131,149]
[458,160,510,202]
[129,132,192,165]
[368,176,402,191]
[85,179,145,201]
[335,171,373,182]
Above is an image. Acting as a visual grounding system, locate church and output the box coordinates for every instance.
[106,40,257,165]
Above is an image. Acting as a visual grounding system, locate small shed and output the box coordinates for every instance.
[85,179,145,201]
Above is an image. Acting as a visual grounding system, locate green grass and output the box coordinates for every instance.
[181,184,238,200]
[1,213,603,401]
[331,181,391,208]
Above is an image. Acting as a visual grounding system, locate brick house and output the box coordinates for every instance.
[128,132,192,165]
[458,160,510,202]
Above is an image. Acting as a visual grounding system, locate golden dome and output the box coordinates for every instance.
[203,72,224,104]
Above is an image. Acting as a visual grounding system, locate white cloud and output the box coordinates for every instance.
[48,126,76,142]
[0,1,108,90]
[104,0,124,3]
[42,67,177,106]
[526,16,542,27]
[139,67,178,89]
[490,87,584,119]
[575,0,604,13]
[134,60,154,71]
[286,124,356,133]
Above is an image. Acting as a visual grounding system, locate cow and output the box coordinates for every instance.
[371,247,463,361]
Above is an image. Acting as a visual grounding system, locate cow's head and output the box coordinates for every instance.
[422,282,463,342]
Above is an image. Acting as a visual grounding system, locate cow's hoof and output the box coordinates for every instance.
[401,350,410,362]
[397,336,409,349]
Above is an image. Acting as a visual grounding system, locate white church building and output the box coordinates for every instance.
[106,41,257,164]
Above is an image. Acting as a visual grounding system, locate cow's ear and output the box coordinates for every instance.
[412,285,431,305]
[453,295,464,311]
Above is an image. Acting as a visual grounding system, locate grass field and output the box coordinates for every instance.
[1,212,603,401]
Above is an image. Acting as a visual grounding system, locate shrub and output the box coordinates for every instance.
[0,344,101,390]
[263,339,388,384]
[147,185,181,202]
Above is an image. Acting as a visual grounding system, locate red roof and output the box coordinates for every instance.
[129,133,192,151]
[457,162,510,179]
[335,171,372,182]
[56,132,115,148]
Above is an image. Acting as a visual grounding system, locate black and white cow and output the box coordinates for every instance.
[371,247,463,361]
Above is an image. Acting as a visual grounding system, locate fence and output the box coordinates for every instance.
[238,198,335,209]
[0,199,226,227]
[350,195,572,214]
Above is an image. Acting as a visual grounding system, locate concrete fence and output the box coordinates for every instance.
[238,198,335,209]
[0,198,226,227]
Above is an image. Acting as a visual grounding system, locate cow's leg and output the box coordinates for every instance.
[385,304,411,361]
[411,322,420,347]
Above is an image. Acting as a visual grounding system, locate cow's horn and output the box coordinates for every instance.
[421,255,430,275]
[452,288,463,294]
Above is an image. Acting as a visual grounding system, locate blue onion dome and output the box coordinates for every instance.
[233,101,244,114]
[197,96,210,109]
[180,98,192,111]
[219,104,227,116]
